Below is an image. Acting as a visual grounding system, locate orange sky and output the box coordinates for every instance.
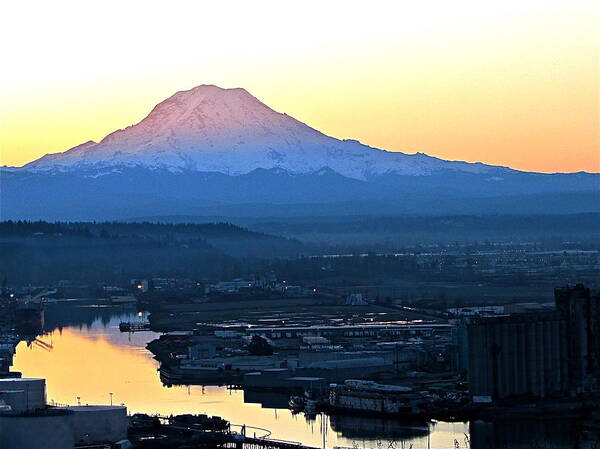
[1,1,598,172]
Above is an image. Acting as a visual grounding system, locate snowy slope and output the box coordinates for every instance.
[24,84,504,179]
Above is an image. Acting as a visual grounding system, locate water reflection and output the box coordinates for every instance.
[470,420,581,449]
[11,304,584,448]
[329,415,429,441]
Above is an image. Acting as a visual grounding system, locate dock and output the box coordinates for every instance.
[119,321,151,332]
[224,436,318,449]
[133,415,320,449]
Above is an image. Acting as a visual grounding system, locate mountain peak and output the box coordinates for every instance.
[141,83,270,125]
[187,84,251,95]
[22,83,498,178]
[165,84,257,106]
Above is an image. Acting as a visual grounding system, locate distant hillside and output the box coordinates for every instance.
[0,221,304,284]
[248,213,600,249]
[125,213,600,249]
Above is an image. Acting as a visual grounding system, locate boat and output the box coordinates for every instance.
[288,395,305,412]
[329,379,429,418]
[15,300,44,333]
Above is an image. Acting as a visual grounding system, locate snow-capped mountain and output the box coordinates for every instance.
[3,84,599,221]
[25,84,500,179]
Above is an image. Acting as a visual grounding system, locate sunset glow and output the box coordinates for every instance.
[12,325,468,447]
[1,0,598,172]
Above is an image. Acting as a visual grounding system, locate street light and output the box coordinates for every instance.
[109,392,113,406]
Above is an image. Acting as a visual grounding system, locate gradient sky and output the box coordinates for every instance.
[1,0,598,172]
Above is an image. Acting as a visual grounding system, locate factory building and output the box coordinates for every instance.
[248,323,450,340]
[555,283,600,393]
[467,312,568,400]
[465,284,600,401]
[0,378,47,412]
[296,357,394,382]
[0,377,128,449]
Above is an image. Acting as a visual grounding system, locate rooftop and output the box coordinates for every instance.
[249,323,449,332]
[66,405,127,412]
[0,378,44,383]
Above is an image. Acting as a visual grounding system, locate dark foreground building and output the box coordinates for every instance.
[466,284,599,401]
[555,284,600,393]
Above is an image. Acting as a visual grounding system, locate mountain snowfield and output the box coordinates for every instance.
[25,84,501,180]
[2,84,598,220]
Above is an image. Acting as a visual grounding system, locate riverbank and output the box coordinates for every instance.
[11,306,595,448]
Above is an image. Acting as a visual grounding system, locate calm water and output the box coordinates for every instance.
[12,305,580,449]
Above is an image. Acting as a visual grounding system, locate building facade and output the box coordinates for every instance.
[466,284,599,401]
[467,312,569,400]
[555,283,600,393]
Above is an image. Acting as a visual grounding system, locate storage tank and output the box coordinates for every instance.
[0,378,46,412]
[0,409,74,449]
[67,405,128,444]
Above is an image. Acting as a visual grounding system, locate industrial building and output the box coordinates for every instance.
[555,283,600,393]
[466,312,568,400]
[464,284,600,401]
[296,357,394,382]
[0,377,128,449]
[247,323,450,340]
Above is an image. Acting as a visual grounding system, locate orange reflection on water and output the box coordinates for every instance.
[12,325,467,447]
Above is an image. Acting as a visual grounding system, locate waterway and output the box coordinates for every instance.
[11,304,583,449]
